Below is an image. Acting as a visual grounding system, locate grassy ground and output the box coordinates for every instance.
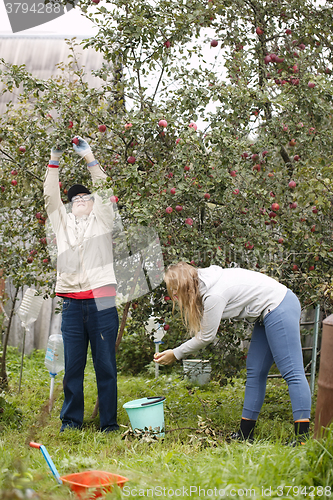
[0,347,332,499]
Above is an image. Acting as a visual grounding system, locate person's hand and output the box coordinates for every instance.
[50,146,64,161]
[153,349,177,365]
[72,136,92,159]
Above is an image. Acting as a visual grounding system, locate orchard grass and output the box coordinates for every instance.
[0,347,332,499]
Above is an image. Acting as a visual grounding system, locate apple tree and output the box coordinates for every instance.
[1,0,333,382]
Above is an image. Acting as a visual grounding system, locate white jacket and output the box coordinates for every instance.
[43,165,117,294]
[173,265,287,360]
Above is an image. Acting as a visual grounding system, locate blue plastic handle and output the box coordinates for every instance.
[39,445,62,484]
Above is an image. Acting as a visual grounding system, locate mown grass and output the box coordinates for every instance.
[0,347,332,499]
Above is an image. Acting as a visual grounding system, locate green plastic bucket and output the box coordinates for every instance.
[123,397,166,436]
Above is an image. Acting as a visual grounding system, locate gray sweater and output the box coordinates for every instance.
[173,265,287,360]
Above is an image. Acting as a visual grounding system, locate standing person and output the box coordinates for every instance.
[44,136,119,433]
[154,261,311,445]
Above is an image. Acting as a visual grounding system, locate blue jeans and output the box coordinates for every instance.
[242,289,311,421]
[60,297,119,431]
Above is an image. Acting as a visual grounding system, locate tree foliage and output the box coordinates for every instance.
[0,0,333,380]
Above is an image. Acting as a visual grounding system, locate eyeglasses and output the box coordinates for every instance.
[72,194,92,203]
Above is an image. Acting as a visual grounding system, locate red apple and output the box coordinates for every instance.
[189,122,197,131]
[245,242,254,250]
[285,28,292,34]
[124,123,132,129]
[185,218,193,226]
[288,180,296,189]
[256,27,264,35]
[92,0,100,3]
[230,170,237,177]
[163,324,170,331]
[269,211,277,218]
[312,206,318,214]
[211,39,218,47]
[170,188,176,195]
[110,195,118,203]
[43,258,49,264]
[127,156,136,164]
[289,202,298,209]
[164,40,171,48]
[98,124,106,132]
[72,137,79,145]
[164,296,171,301]
[253,164,261,172]
[68,121,73,129]
[166,206,173,214]
[36,212,42,219]
[233,188,240,195]
[176,138,181,144]
[278,237,284,244]
[311,225,316,232]
[298,43,306,50]
[241,152,249,159]
[269,191,275,197]
[289,138,296,147]
[11,179,17,186]
[308,81,315,88]
[184,165,190,171]
[292,264,298,271]
[175,205,183,212]
[11,169,18,176]
[271,203,280,211]
[308,265,315,271]
[27,257,33,264]
[18,146,26,153]
[293,155,300,161]
[158,119,168,128]
[204,193,210,200]
[264,55,272,64]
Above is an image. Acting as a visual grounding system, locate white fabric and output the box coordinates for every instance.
[173,265,287,360]
[43,165,116,293]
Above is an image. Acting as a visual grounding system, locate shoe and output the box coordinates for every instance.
[60,422,81,432]
[230,431,254,443]
[286,435,308,447]
[101,425,120,433]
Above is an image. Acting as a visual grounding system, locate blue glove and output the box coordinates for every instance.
[50,147,64,160]
[72,136,92,158]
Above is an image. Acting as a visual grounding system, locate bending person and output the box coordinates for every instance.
[44,136,119,433]
[154,261,311,445]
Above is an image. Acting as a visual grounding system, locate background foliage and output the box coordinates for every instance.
[0,0,333,384]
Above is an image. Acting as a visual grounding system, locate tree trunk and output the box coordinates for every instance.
[0,286,20,390]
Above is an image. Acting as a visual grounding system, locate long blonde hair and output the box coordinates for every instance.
[164,261,203,337]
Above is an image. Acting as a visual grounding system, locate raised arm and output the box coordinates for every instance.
[71,136,115,229]
[43,147,67,234]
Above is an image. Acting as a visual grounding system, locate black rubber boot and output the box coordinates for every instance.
[293,420,310,446]
[230,418,256,443]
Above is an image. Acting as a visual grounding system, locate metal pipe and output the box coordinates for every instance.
[314,314,333,438]
[310,304,321,397]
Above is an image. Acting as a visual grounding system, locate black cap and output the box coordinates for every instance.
[67,184,91,202]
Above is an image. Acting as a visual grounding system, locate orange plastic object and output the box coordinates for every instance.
[60,470,129,499]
